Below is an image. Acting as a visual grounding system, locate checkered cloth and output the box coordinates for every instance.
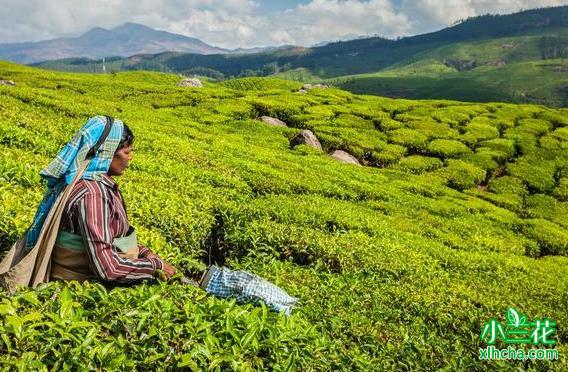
[202,266,299,316]
[25,116,124,248]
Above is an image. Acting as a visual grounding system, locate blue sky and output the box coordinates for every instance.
[260,0,400,13]
[0,0,567,48]
[259,0,312,13]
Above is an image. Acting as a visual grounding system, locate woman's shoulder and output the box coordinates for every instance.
[69,175,117,203]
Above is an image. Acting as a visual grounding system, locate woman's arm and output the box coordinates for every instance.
[138,246,177,279]
[75,193,164,283]
[138,246,158,259]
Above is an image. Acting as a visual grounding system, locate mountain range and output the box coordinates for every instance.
[0,23,230,64]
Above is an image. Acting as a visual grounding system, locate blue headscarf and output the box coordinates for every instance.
[25,116,125,248]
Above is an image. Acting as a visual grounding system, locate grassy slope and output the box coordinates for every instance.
[322,31,568,106]
[0,62,567,370]
[329,59,568,105]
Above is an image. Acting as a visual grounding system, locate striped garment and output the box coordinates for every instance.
[59,173,163,283]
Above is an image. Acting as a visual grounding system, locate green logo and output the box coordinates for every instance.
[480,308,557,346]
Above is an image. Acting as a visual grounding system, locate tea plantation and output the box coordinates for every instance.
[0,61,567,370]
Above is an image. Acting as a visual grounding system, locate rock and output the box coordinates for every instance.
[259,116,287,127]
[297,89,308,94]
[178,78,203,88]
[301,83,329,91]
[486,60,506,68]
[0,80,16,86]
[290,130,322,150]
[330,150,361,165]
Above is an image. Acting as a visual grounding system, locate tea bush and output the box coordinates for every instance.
[405,120,460,140]
[427,139,472,158]
[520,219,568,256]
[507,156,557,193]
[462,122,500,145]
[516,118,553,136]
[554,178,568,201]
[395,155,443,174]
[442,159,486,191]
[488,176,528,196]
[371,144,407,166]
[477,138,516,158]
[551,127,568,142]
[524,194,568,228]
[388,128,428,151]
[462,150,499,172]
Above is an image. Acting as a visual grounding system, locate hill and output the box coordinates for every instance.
[324,29,568,107]
[31,6,568,107]
[0,62,566,369]
[0,23,227,64]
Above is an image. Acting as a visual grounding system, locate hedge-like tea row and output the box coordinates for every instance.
[0,61,566,370]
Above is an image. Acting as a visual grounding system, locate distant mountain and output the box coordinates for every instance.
[0,23,227,64]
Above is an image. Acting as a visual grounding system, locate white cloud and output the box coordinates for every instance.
[0,0,411,47]
[165,0,412,47]
[402,0,568,33]
[278,0,412,45]
[268,29,295,45]
[0,0,259,44]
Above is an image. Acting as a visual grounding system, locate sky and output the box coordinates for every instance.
[0,0,567,48]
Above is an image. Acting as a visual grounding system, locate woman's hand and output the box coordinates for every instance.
[162,262,177,280]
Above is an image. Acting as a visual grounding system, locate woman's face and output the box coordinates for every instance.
[108,144,133,176]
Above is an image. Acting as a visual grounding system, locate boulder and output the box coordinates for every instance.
[330,150,361,165]
[301,83,328,91]
[178,78,203,88]
[486,60,506,67]
[297,89,308,94]
[0,80,15,86]
[290,130,322,150]
[259,116,287,127]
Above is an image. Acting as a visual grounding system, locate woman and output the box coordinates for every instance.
[27,116,176,283]
[19,116,297,314]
